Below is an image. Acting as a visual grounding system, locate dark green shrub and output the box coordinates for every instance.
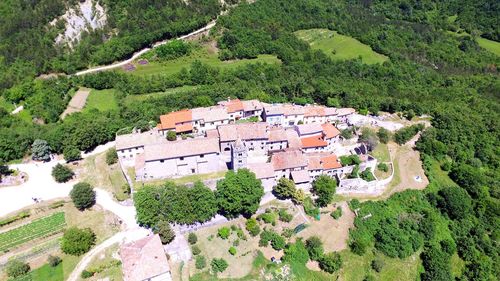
[154,220,175,244]
[245,218,260,236]
[52,163,74,183]
[360,168,376,182]
[188,233,198,245]
[70,182,96,210]
[306,236,324,261]
[278,209,293,223]
[271,234,286,250]
[63,146,81,162]
[81,270,93,279]
[166,131,177,141]
[195,255,206,269]
[105,148,118,165]
[5,259,30,278]
[61,227,96,255]
[319,252,342,273]
[229,246,237,255]
[377,163,389,172]
[330,207,342,219]
[211,258,228,273]
[47,255,62,267]
[371,258,384,272]
[192,245,201,255]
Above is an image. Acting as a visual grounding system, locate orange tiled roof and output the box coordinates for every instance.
[226,99,244,113]
[175,122,193,133]
[301,136,328,148]
[304,105,325,117]
[322,123,340,139]
[271,150,307,170]
[321,154,342,169]
[159,109,192,131]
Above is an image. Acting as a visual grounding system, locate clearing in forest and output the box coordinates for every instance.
[295,29,389,64]
[60,88,90,119]
[124,43,281,77]
[83,89,119,112]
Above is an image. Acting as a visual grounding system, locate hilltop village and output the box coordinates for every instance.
[116,99,379,194]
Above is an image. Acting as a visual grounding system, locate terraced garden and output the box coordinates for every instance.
[0,212,66,253]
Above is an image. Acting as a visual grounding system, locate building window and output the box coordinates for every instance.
[180,157,184,161]
[238,153,242,156]
[129,149,132,152]
[238,160,242,163]
[160,160,164,163]
[191,169,195,174]
[224,147,230,151]
[200,154,204,158]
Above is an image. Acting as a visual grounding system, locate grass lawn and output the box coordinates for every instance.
[476,37,500,57]
[371,143,391,162]
[339,249,421,281]
[423,158,458,193]
[83,89,119,112]
[124,45,280,77]
[295,29,388,64]
[132,170,227,189]
[124,85,199,104]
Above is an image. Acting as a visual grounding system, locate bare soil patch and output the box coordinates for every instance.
[61,88,90,119]
[296,201,354,252]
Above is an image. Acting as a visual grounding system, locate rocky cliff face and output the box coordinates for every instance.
[51,0,107,48]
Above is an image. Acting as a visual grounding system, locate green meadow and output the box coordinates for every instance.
[123,45,280,77]
[295,29,389,64]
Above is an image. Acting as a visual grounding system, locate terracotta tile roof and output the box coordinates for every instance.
[336,108,356,116]
[324,107,337,116]
[120,234,170,281]
[225,99,244,113]
[116,131,165,151]
[218,122,268,142]
[282,104,305,116]
[192,106,229,123]
[144,137,220,161]
[285,129,302,149]
[268,127,288,142]
[304,105,325,117]
[159,109,192,131]
[295,123,323,136]
[321,154,342,169]
[175,122,193,133]
[301,136,328,148]
[291,170,310,183]
[321,123,341,139]
[241,100,263,112]
[205,129,219,139]
[306,155,322,170]
[271,150,307,170]
[247,163,275,179]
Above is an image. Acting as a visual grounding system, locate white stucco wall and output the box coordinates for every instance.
[143,152,221,179]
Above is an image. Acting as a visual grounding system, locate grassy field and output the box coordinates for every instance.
[124,85,199,104]
[371,143,391,162]
[124,45,280,77]
[295,29,388,64]
[476,37,500,57]
[0,212,66,253]
[446,30,500,57]
[83,89,119,112]
[339,249,421,281]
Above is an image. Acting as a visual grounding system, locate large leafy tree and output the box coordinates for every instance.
[273,177,297,200]
[215,169,264,218]
[61,227,96,256]
[312,175,336,207]
[31,139,51,161]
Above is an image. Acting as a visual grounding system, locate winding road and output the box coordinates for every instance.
[74,20,216,76]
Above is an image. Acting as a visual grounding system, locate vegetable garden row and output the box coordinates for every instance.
[0,212,66,253]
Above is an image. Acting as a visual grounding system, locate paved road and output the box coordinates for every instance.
[74,21,216,76]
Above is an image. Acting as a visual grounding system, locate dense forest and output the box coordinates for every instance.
[0,0,220,92]
[0,0,498,280]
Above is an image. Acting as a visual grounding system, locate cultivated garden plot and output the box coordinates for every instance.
[0,212,66,253]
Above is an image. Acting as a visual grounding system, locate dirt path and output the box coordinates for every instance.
[74,21,216,76]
